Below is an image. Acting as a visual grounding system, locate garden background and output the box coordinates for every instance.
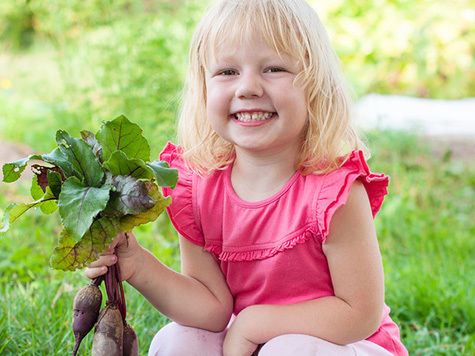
[0,0,473,354]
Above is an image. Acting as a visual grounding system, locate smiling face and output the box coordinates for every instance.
[204,37,308,158]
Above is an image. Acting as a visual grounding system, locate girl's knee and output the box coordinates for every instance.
[258,334,354,356]
[148,322,226,356]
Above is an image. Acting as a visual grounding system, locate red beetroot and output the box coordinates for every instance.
[72,282,103,356]
[92,303,124,356]
[123,322,139,356]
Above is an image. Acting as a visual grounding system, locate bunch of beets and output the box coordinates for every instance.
[0,115,178,355]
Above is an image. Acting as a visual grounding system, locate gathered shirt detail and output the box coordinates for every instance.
[160,142,408,356]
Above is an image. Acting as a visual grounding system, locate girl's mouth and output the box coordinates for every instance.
[231,112,277,126]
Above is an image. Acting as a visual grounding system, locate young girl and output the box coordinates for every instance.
[86,0,408,355]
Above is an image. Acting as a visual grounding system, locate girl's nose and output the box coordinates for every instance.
[235,73,264,98]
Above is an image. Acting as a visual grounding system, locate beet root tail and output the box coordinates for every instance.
[72,333,82,356]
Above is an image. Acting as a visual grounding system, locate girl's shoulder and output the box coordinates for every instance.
[312,150,389,243]
[318,150,389,214]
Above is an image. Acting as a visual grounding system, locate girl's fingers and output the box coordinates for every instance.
[85,254,116,278]
[87,254,117,268]
[85,232,126,279]
[85,266,108,279]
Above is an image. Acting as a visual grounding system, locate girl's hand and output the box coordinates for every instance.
[223,332,258,356]
[85,231,141,282]
[223,308,260,356]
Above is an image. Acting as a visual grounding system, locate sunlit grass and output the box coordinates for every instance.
[364,130,474,355]
[0,279,171,355]
[0,181,177,355]
[1,130,473,355]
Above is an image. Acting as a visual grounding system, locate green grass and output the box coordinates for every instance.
[0,279,171,355]
[1,132,473,355]
[0,188,179,355]
[364,131,475,355]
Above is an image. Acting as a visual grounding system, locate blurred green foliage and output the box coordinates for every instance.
[1,0,473,99]
[312,0,474,99]
[0,0,181,47]
[0,1,473,155]
[0,0,203,155]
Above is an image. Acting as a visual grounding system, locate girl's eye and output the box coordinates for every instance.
[219,69,237,76]
[266,67,284,73]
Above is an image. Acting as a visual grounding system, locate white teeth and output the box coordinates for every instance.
[234,112,274,122]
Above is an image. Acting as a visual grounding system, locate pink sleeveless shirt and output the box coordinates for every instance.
[160,142,408,355]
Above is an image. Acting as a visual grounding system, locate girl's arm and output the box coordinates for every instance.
[128,235,234,332]
[224,181,384,352]
[87,233,233,332]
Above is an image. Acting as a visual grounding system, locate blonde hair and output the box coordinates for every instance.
[178,0,368,175]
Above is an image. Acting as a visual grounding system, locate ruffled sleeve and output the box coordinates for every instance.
[316,150,389,244]
[159,142,204,246]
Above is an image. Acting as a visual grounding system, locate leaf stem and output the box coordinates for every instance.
[91,275,104,287]
[103,251,127,323]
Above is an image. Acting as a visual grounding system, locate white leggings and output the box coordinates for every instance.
[148,322,393,355]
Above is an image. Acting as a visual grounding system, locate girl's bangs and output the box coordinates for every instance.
[199,1,306,70]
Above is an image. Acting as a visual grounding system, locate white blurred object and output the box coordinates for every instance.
[355,94,475,136]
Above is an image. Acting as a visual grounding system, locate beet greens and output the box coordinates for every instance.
[0,114,177,271]
[0,115,178,355]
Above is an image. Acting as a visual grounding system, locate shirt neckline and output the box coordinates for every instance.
[224,164,301,208]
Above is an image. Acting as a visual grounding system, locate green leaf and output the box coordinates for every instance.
[58,177,112,241]
[30,175,44,201]
[2,148,76,183]
[104,173,157,216]
[119,182,171,232]
[47,170,63,198]
[50,217,120,271]
[31,164,64,193]
[30,176,58,215]
[96,115,150,162]
[56,130,104,187]
[42,147,75,177]
[81,130,103,162]
[147,160,178,188]
[103,150,153,179]
[0,187,57,233]
[40,194,59,215]
[30,167,63,200]
[2,154,42,183]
